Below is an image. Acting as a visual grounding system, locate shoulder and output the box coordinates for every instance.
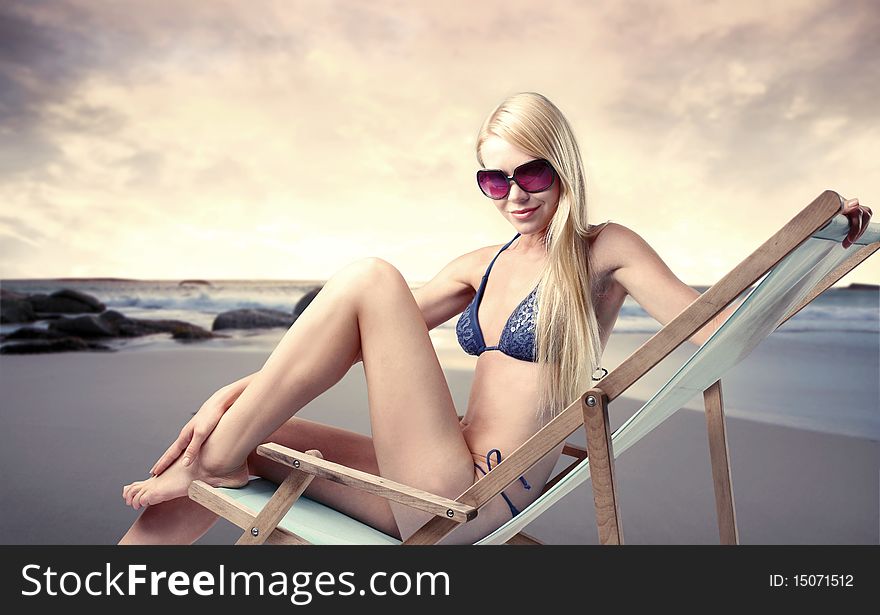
[430,243,502,291]
[585,221,648,274]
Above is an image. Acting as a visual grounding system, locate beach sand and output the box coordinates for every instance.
[0,331,877,545]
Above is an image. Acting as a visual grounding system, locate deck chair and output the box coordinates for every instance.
[188,189,879,545]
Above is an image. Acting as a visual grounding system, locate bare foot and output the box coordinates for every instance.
[122,454,249,510]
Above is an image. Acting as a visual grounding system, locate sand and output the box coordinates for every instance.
[0,331,877,544]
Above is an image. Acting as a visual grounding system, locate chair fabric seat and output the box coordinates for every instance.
[216,478,401,545]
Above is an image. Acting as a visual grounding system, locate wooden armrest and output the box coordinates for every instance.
[562,443,588,460]
[257,443,478,523]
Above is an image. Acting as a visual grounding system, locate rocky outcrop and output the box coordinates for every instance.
[0,290,221,354]
[0,337,113,354]
[212,308,294,330]
[0,289,36,323]
[1,288,104,323]
[28,289,106,314]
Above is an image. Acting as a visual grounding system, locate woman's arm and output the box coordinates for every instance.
[149,370,261,475]
[603,198,872,346]
[602,223,742,346]
[214,370,260,404]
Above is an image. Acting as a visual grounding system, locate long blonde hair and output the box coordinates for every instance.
[476,92,607,427]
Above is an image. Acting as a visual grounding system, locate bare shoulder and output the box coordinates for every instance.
[456,242,508,288]
[585,221,640,275]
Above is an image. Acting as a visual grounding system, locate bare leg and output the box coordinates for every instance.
[119,417,399,544]
[122,258,475,540]
[118,496,219,545]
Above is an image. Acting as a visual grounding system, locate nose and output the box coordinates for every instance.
[507,181,529,203]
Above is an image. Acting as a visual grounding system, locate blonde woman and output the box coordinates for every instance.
[120,92,871,545]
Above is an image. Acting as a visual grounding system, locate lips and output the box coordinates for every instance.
[510,204,540,220]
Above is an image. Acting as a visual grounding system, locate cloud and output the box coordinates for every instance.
[0,0,876,285]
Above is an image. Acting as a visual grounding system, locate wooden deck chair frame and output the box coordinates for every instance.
[188,189,878,545]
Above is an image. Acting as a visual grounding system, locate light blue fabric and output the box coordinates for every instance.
[216,479,401,545]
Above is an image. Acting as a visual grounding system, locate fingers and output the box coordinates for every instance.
[182,427,208,467]
[150,427,191,476]
[841,197,870,249]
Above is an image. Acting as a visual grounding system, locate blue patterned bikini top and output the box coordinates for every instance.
[455,233,538,363]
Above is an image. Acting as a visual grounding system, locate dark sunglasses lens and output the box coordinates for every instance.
[477,170,510,199]
[515,159,554,192]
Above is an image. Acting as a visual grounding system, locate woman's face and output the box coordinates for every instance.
[478,135,561,235]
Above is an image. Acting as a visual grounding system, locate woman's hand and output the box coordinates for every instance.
[149,389,233,476]
[842,197,872,249]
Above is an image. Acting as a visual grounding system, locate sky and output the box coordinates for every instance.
[0,0,878,286]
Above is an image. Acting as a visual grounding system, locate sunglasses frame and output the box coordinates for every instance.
[476,158,557,200]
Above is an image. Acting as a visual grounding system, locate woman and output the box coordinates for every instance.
[120,92,871,545]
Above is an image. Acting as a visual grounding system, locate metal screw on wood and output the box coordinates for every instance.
[293,460,300,469]
[250,527,259,537]
[586,395,597,407]
[446,509,454,518]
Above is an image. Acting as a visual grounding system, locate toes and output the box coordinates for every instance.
[127,483,145,508]
[134,487,151,510]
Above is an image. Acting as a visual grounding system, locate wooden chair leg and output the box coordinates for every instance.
[582,389,624,545]
[703,381,739,545]
[505,531,543,545]
[235,449,323,545]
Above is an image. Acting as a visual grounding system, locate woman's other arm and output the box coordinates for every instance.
[602,223,741,346]
[604,198,872,347]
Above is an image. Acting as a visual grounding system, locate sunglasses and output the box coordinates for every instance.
[476,158,556,200]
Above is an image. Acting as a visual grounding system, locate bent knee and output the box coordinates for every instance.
[331,257,407,295]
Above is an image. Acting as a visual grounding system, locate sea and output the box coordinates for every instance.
[2,277,877,344]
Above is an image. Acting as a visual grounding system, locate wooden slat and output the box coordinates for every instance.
[258,443,477,523]
[582,389,624,545]
[598,190,842,403]
[703,380,739,544]
[505,531,543,545]
[777,242,880,329]
[188,481,310,545]
[235,451,320,545]
[401,516,459,545]
[563,443,588,460]
[542,457,583,494]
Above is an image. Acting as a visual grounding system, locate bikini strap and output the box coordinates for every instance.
[483,233,521,279]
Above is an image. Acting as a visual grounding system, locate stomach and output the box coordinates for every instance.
[458,351,566,515]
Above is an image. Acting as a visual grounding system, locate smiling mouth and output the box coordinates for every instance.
[511,205,539,214]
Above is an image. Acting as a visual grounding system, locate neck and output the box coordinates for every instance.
[513,227,549,255]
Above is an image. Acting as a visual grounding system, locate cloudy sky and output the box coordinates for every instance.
[1,0,877,285]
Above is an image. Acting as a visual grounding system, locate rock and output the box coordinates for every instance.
[49,314,119,338]
[2,327,69,341]
[0,289,27,300]
[846,282,878,291]
[99,310,128,326]
[293,286,323,318]
[213,308,295,330]
[0,337,113,354]
[0,289,37,323]
[28,289,105,314]
[171,323,216,340]
[112,315,214,339]
[179,279,212,286]
[46,310,217,342]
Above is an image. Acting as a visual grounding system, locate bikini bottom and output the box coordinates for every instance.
[473,448,531,518]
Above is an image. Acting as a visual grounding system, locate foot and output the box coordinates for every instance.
[122,454,249,510]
